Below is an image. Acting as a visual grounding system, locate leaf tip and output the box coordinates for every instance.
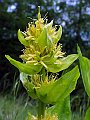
[5,55,9,59]
[77,44,82,56]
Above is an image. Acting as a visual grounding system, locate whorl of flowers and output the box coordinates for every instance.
[27,113,58,120]
[19,6,64,65]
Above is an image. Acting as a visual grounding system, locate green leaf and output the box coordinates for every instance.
[85,107,90,120]
[38,6,41,19]
[47,35,53,50]
[18,29,29,46]
[77,44,82,56]
[79,57,90,97]
[20,72,37,99]
[36,66,80,104]
[43,54,78,73]
[45,20,53,29]
[54,26,62,43]
[80,57,90,97]
[77,46,90,97]
[37,28,47,51]
[45,20,54,50]
[47,96,71,120]
[5,55,42,75]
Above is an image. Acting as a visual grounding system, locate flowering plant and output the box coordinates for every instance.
[5,7,81,120]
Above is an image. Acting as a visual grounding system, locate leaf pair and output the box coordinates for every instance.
[5,54,78,74]
[20,66,80,104]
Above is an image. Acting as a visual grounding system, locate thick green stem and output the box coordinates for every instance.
[38,99,46,120]
[37,67,46,120]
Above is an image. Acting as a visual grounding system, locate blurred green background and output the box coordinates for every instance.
[0,0,90,119]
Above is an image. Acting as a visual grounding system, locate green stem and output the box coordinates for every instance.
[38,99,46,120]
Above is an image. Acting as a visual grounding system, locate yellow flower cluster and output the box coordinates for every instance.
[20,6,64,64]
[27,113,58,120]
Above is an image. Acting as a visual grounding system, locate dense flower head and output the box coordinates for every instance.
[27,113,58,120]
[19,6,64,64]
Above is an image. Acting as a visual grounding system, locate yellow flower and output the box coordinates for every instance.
[20,6,64,64]
[27,112,58,120]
